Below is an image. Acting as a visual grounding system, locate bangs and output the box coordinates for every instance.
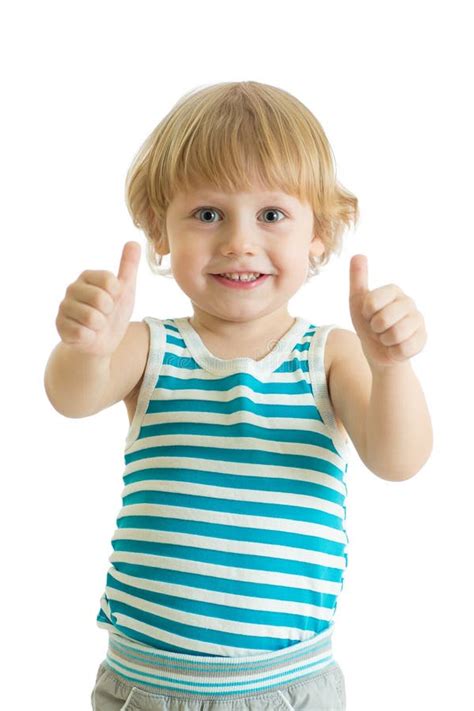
[144,82,334,213]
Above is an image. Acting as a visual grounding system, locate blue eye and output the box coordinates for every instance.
[193,207,285,223]
[262,209,285,223]
[194,208,220,223]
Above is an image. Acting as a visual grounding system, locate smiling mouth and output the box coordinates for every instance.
[210,273,271,288]
[212,273,265,278]
[210,272,270,276]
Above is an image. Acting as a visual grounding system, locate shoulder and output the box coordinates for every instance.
[325,327,362,414]
[129,319,151,354]
[325,327,372,462]
[120,320,151,404]
[326,327,360,359]
[326,327,364,386]
[324,327,357,381]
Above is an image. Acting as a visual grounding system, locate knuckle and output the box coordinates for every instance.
[91,290,110,312]
[398,340,410,357]
[103,273,119,296]
[88,290,101,309]
[70,321,85,339]
[371,314,383,331]
[364,297,375,315]
[83,305,101,328]
[59,297,71,315]
[391,323,402,341]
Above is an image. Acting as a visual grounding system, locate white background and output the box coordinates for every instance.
[2,1,472,709]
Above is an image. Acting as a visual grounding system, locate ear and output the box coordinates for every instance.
[309,234,325,260]
[148,212,170,255]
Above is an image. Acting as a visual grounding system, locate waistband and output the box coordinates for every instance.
[105,623,336,699]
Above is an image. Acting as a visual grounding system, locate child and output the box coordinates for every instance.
[44,81,432,711]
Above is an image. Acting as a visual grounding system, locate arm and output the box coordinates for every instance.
[44,321,148,418]
[336,253,433,481]
[329,330,433,481]
[44,342,112,417]
[365,361,433,480]
[45,241,146,418]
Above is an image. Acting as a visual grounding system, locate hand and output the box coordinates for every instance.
[349,254,427,370]
[55,241,141,357]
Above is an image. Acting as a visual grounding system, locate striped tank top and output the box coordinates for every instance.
[96,315,351,695]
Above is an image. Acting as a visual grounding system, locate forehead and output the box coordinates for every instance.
[175,185,302,204]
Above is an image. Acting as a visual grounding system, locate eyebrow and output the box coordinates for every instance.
[183,190,296,202]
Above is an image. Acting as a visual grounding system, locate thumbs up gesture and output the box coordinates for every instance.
[56,241,141,357]
[349,254,427,370]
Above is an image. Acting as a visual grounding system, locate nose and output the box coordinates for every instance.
[218,218,259,256]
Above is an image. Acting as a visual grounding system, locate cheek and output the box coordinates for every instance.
[171,254,207,287]
[275,247,307,273]
[170,242,202,271]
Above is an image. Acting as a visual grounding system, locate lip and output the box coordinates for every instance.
[210,274,271,289]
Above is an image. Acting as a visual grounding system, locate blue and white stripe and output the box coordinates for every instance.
[96,315,351,694]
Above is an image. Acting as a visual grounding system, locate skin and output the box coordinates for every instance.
[162,177,325,356]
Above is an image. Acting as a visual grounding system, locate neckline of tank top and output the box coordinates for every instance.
[169,315,312,376]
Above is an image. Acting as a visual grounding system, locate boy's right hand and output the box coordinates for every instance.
[55,241,141,357]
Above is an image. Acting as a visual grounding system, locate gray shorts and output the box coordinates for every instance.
[90,658,346,710]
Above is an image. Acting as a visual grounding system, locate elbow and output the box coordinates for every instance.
[371,449,433,482]
[366,427,434,482]
[373,469,419,482]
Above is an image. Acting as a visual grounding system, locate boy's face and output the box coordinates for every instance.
[163,178,325,327]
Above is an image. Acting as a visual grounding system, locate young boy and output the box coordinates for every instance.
[44,81,432,711]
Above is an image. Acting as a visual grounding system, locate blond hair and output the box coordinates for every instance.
[124,81,359,280]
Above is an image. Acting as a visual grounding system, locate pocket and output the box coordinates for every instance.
[276,689,296,710]
[120,688,137,710]
[275,664,346,711]
[91,662,135,711]
[332,662,346,708]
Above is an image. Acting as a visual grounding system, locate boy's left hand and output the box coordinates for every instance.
[349,254,427,370]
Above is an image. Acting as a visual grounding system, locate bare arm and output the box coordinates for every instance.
[329,329,433,481]
[365,361,433,481]
[343,252,432,480]
[44,343,112,418]
[44,320,149,418]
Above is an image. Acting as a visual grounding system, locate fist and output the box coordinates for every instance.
[55,241,141,357]
[349,254,427,370]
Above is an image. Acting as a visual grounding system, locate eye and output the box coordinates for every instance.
[192,207,286,223]
[261,208,285,223]
[193,207,220,223]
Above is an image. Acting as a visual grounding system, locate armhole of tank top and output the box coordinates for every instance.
[308,323,351,462]
[124,316,165,452]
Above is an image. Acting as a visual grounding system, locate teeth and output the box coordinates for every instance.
[220,272,262,281]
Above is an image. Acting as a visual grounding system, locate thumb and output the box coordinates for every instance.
[349,254,369,300]
[117,241,141,286]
